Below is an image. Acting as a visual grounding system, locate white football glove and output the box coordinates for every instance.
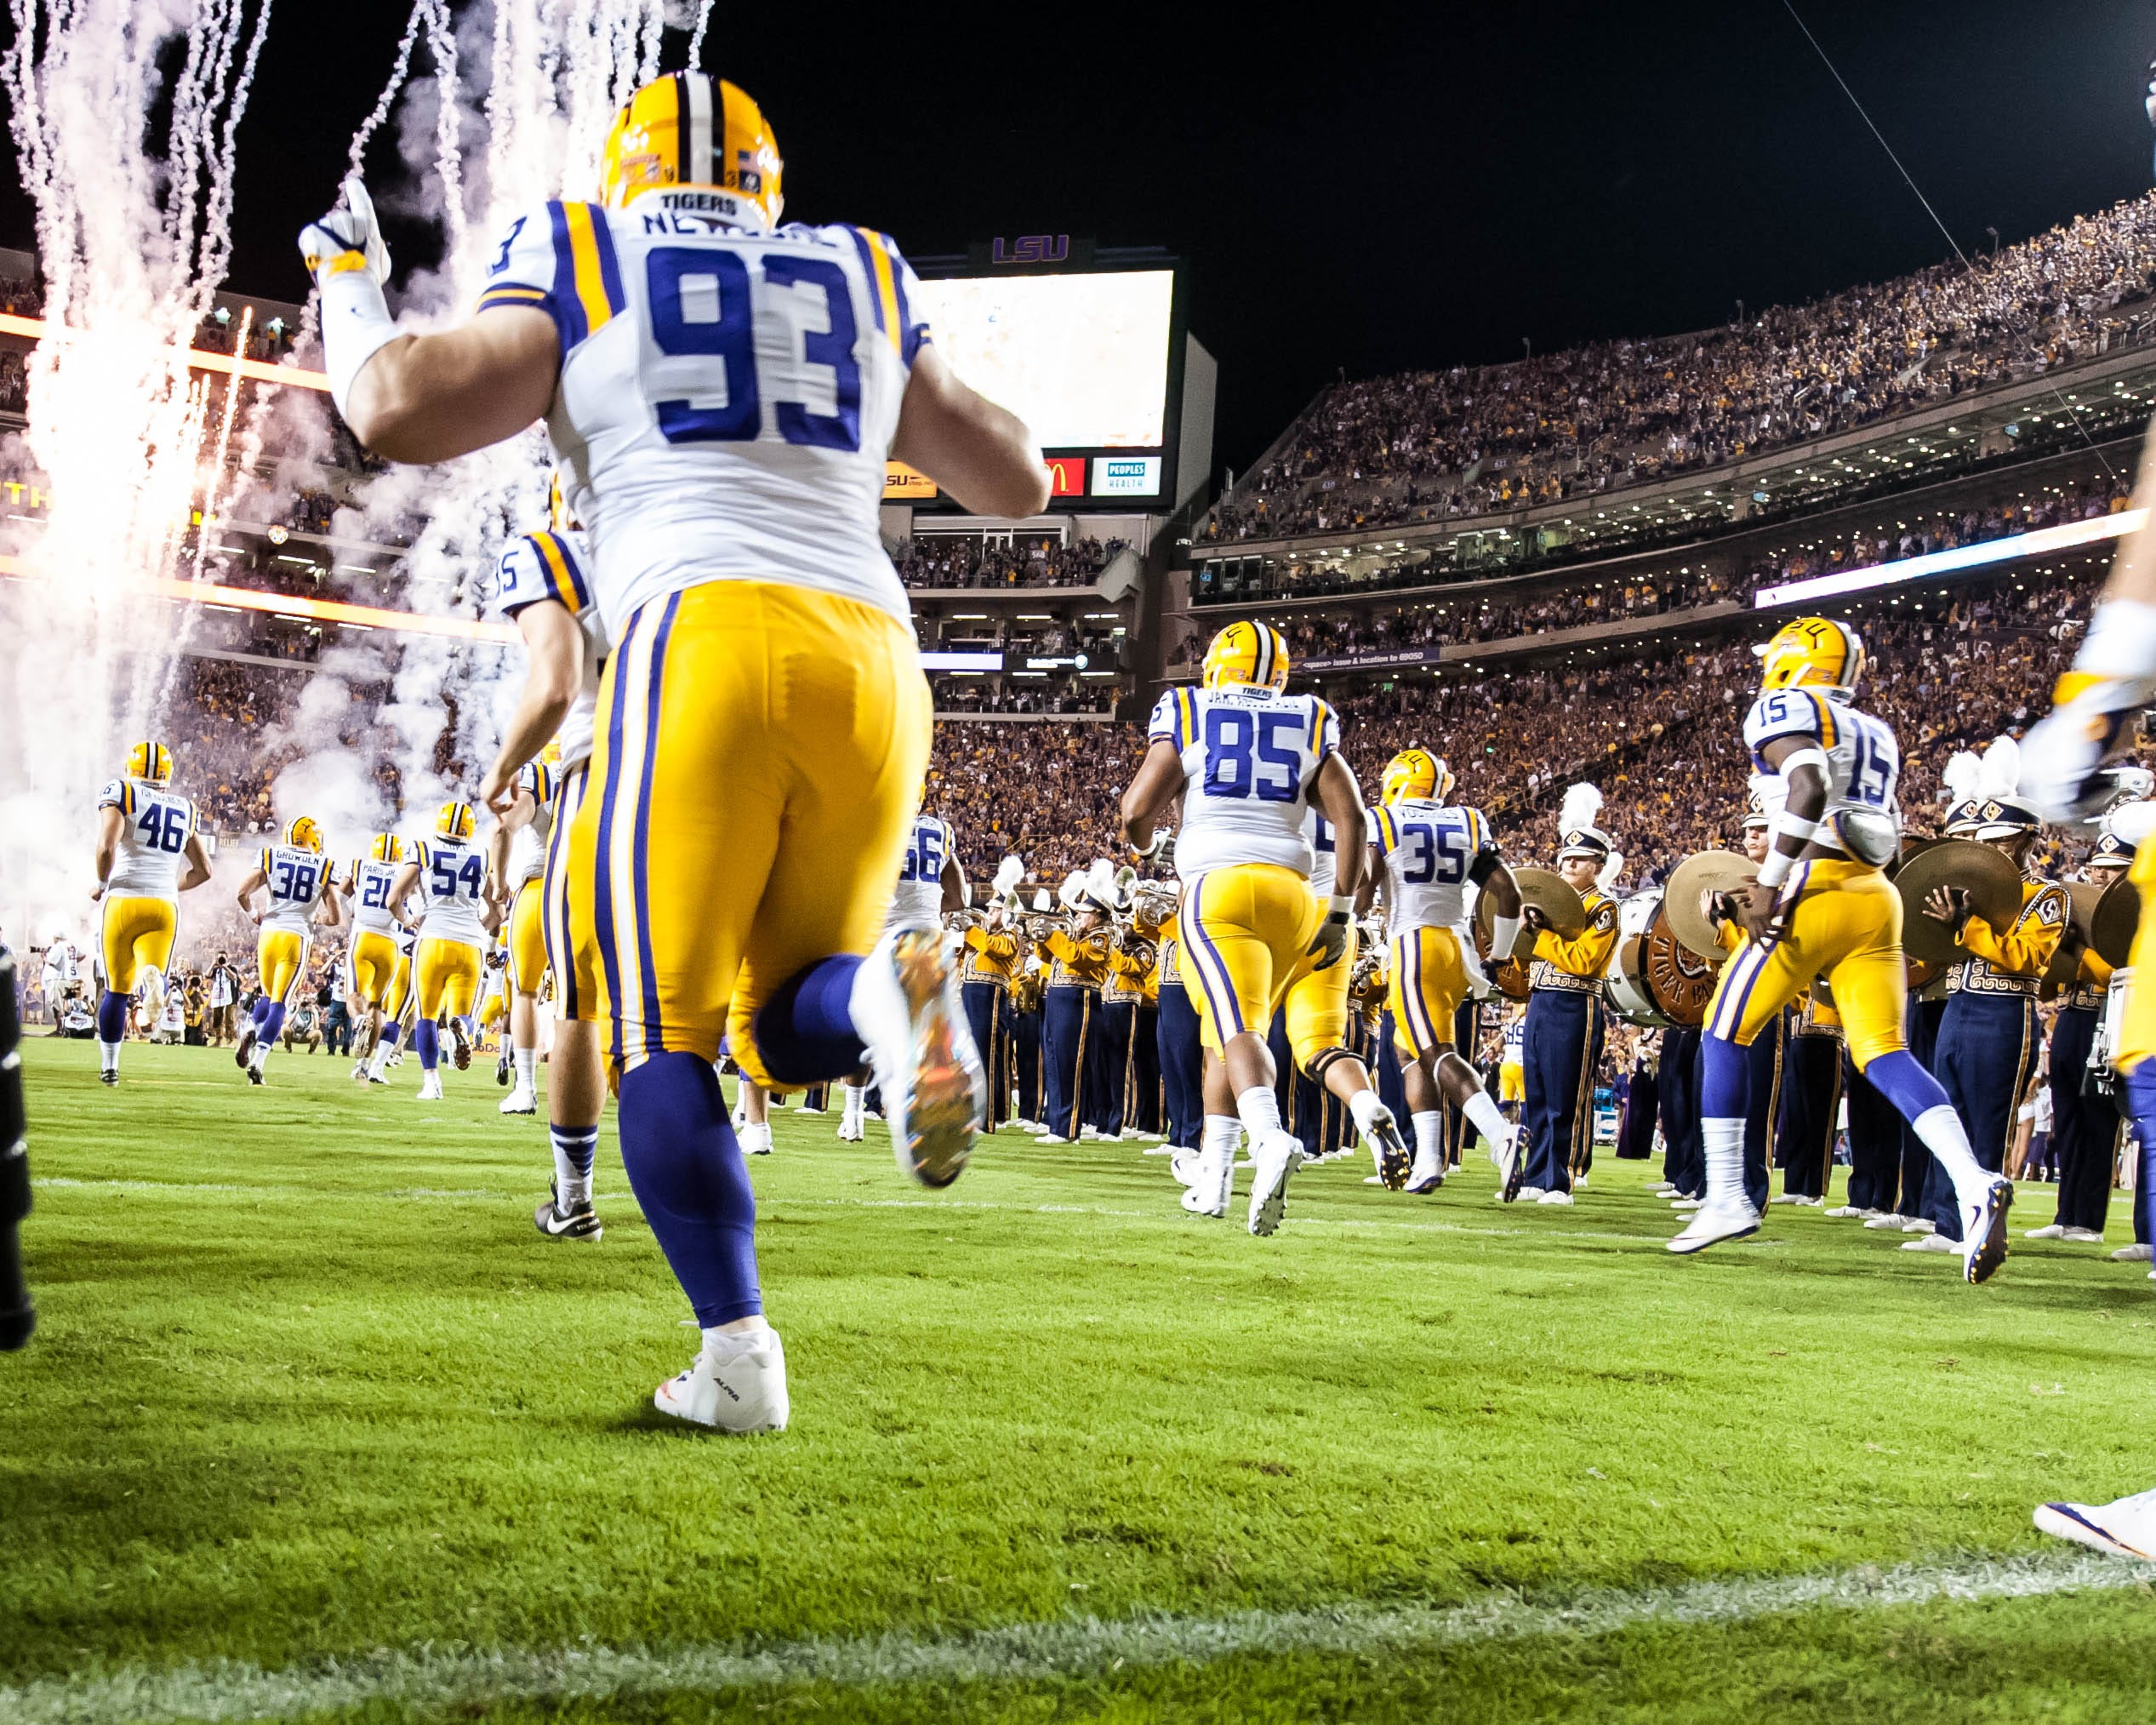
[299,178,391,288]
[2020,684,2151,823]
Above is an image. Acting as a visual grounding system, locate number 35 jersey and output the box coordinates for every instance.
[1371,799,1495,940]
[477,193,930,641]
[1149,684,1339,879]
[1742,687,1901,854]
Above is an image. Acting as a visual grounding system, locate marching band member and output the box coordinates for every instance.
[1124,882,1168,1140]
[90,741,213,1087]
[1674,618,2010,1280]
[1007,939,1047,1130]
[1365,748,1525,1198]
[1518,785,1620,1203]
[1773,991,1845,1207]
[1038,880,1111,1145]
[958,865,1027,1134]
[1909,738,2066,1259]
[1153,883,1203,1149]
[2025,825,2132,1244]
[1121,621,1411,1235]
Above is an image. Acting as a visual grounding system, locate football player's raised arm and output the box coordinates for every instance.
[482,603,584,812]
[341,308,561,466]
[1121,740,1185,855]
[177,832,214,894]
[892,345,1052,520]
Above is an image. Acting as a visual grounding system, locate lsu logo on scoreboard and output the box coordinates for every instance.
[991,234,1069,265]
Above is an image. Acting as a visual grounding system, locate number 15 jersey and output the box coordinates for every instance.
[1149,684,1339,879]
[1742,687,1901,854]
[477,192,931,641]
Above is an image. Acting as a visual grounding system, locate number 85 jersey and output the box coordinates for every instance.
[1742,687,1901,849]
[477,194,930,641]
[1149,685,1338,878]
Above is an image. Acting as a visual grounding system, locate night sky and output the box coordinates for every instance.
[6,0,2156,480]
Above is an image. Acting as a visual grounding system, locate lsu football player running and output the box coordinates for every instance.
[1674,618,2011,1280]
[390,802,497,1101]
[1121,621,1411,1236]
[90,741,213,1085]
[488,751,558,1117]
[233,816,344,1087]
[343,832,412,1082]
[1366,749,1526,1198]
[305,71,1049,1431]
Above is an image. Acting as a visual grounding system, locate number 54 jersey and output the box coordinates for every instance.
[478,195,930,640]
[1149,684,1339,878]
[1741,687,1901,848]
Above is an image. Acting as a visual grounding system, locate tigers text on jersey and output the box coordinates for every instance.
[258,846,334,934]
[1742,688,1901,854]
[477,194,931,640]
[491,530,612,771]
[1372,800,1497,939]
[1149,684,1339,878]
[410,837,490,945]
[345,857,406,934]
[505,763,560,887]
[887,814,954,929]
[98,780,196,899]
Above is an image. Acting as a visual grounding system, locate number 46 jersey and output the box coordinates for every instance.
[1741,687,1901,848]
[1149,684,1339,879]
[477,195,931,641]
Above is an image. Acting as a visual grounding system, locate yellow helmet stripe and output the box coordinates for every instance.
[679,70,709,183]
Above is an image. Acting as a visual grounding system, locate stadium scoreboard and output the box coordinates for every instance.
[887,240,1191,514]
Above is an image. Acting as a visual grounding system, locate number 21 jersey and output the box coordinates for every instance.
[1149,684,1339,878]
[477,193,931,640]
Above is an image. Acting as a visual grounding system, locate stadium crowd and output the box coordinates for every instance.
[1204,194,2156,544]
[893,534,1126,590]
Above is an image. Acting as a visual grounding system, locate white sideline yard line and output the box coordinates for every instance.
[4,1551,2146,1724]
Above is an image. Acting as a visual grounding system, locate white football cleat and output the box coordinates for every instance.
[499,1084,537,1117]
[1960,1179,2014,1284]
[836,1117,864,1143]
[1405,1150,1445,1196]
[742,1123,773,1157]
[1492,1129,1525,1202]
[2023,1223,2067,1241]
[2113,1243,2154,1263]
[1362,1105,1412,1191]
[1246,1130,1303,1237]
[653,1328,789,1434]
[1537,1189,1574,1206]
[1901,1233,1959,1254]
[2062,1226,2106,1244]
[1668,1199,1760,1254]
[850,926,984,1189]
[416,1071,443,1101]
[2033,1487,2156,1560]
[1180,1146,1233,1216]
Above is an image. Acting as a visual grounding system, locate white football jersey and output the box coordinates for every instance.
[345,857,406,935]
[1742,687,1901,854]
[477,194,928,640]
[259,845,334,935]
[1150,684,1339,878]
[1303,808,1373,900]
[410,836,489,945]
[887,814,955,930]
[97,780,196,899]
[1372,799,1497,940]
[503,763,560,888]
[491,530,612,772]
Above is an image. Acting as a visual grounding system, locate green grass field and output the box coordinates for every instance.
[7,1037,2156,1722]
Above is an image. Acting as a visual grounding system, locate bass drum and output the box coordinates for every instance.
[1604,890,1671,1028]
[1606,889,1722,1029]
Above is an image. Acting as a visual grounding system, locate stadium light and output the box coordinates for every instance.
[0,311,330,392]
[1753,509,2147,608]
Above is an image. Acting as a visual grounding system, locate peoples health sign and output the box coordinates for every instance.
[1093,455,1162,498]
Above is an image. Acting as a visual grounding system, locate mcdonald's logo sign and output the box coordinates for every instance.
[1044,456,1087,497]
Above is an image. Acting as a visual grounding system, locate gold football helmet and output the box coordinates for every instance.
[598,71,783,229]
[368,832,403,864]
[1381,749,1453,805]
[284,815,324,854]
[1755,617,1864,697]
[436,801,476,842]
[1201,620,1291,693]
[126,740,174,787]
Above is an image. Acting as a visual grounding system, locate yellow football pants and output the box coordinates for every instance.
[101,894,176,995]
[384,949,416,1025]
[1499,1061,1525,1104]
[1388,925,1471,1059]
[1178,863,1353,1073]
[507,877,548,997]
[2114,840,2156,1072]
[256,928,311,1008]
[415,937,482,1021]
[565,581,932,1085]
[1703,857,1905,1069]
[347,929,402,1009]
[541,763,589,1022]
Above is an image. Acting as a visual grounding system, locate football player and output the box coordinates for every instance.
[488,751,558,1116]
[342,832,411,1082]
[1364,749,1525,1197]
[839,812,966,1141]
[90,741,213,1085]
[1673,618,2011,1279]
[233,816,343,1087]
[1120,621,1411,1236]
[390,802,497,1101]
[305,71,1048,1431]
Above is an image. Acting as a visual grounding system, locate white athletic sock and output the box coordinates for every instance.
[841,1082,866,1124]
[1703,1117,1744,1207]
[249,1041,271,1072]
[1411,1110,1444,1166]
[701,1315,772,1353]
[1235,1084,1283,1143]
[368,1041,391,1077]
[1460,1089,1510,1151]
[1202,1114,1242,1158]
[1911,1104,1994,1208]
[750,1122,774,1156]
[513,1047,537,1088]
[97,1039,118,1074]
[1347,1089,1386,1134]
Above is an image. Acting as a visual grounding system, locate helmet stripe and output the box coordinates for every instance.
[1251,624,1271,688]
[684,70,714,183]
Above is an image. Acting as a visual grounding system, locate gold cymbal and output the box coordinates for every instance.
[2093,873,2142,968]
[1474,866,1585,955]
[1894,838,2025,968]
[1663,849,1758,960]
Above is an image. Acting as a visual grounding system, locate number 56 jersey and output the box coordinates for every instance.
[1149,684,1339,878]
[478,195,930,641]
[1741,687,1901,848]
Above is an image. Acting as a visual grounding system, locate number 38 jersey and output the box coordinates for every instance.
[409,837,489,946]
[1742,687,1901,854]
[477,193,931,641]
[1149,684,1339,879]
[97,780,196,899]
[1371,799,1497,940]
[258,845,334,935]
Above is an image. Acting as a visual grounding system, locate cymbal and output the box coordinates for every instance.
[1894,839,2025,967]
[1475,866,1584,952]
[2040,881,2107,999]
[2093,874,2142,968]
[1663,849,1758,960]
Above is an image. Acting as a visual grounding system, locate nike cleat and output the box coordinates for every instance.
[245,1066,264,1088]
[499,1085,537,1117]
[1247,1130,1304,1237]
[1363,1105,1412,1191]
[233,1030,255,1070]
[449,1020,472,1071]
[534,1185,602,1242]
[1495,1128,1526,1202]
[653,1328,789,1433]
[495,1049,510,1087]
[2034,1488,2156,1560]
[849,927,984,1190]
[99,1071,117,1087]
[1963,1178,2014,1285]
